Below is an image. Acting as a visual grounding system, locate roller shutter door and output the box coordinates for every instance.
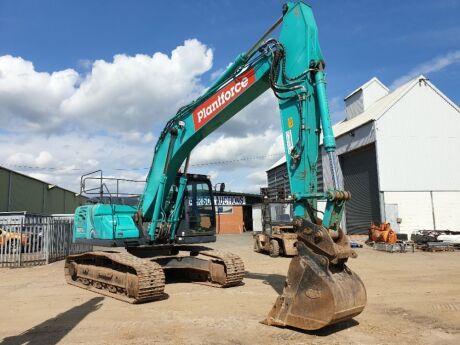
[341,144,380,234]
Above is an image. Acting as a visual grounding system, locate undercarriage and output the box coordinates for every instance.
[64,245,245,303]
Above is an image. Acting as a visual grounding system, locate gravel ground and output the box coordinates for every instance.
[0,233,459,345]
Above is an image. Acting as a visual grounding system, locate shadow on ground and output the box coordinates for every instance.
[245,271,286,294]
[0,297,104,345]
[286,319,360,336]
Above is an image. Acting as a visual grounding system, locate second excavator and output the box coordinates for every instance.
[65,1,366,331]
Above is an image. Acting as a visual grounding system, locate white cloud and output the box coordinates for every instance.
[186,131,284,192]
[207,170,219,181]
[6,150,54,167]
[217,90,280,137]
[391,50,460,89]
[246,170,267,186]
[0,130,284,193]
[0,55,79,132]
[191,130,283,169]
[0,39,213,134]
[36,151,54,166]
[0,132,150,191]
[62,39,213,132]
[119,130,156,144]
[0,39,286,195]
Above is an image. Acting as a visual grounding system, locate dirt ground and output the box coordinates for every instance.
[1,233,459,345]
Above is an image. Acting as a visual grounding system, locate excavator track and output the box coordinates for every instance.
[65,251,165,303]
[143,247,245,288]
[197,249,245,287]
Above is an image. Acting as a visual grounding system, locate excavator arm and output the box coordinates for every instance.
[141,2,344,242]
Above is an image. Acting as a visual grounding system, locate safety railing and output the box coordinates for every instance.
[80,169,145,202]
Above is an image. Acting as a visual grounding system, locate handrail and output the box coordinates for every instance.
[80,170,146,199]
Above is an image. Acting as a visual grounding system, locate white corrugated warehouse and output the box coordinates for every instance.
[268,75,460,236]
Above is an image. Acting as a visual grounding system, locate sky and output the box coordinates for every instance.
[0,0,459,195]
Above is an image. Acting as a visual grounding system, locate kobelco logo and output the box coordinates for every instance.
[193,68,256,130]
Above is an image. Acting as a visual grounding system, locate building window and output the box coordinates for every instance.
[217,206,233,214]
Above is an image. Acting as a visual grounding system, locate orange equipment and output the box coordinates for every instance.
[369,223,397,244]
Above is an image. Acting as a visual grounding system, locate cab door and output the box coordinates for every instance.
[176,177,216,243]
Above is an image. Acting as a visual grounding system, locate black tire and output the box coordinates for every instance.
[7,239,20,254]
[269,239,280,258]
[253,239,261,253]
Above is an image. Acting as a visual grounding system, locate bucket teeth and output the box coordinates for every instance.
[263,241,366,331]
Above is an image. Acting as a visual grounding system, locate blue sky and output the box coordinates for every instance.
[1,0,459,117]
[0,0,459,193]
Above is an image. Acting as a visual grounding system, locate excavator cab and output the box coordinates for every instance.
[175,174,217,244]
[73,171,217,246]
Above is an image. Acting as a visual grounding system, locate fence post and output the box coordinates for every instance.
[45,221,50,264]
[18,219,23,267]
[66,221,71,257]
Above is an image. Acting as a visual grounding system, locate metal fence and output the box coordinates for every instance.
[0,216,92,268]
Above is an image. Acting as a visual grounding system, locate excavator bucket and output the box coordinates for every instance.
[263,220,366,331]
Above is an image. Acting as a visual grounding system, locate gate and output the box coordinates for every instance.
[0,212,92,268]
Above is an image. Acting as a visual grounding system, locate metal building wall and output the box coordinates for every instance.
[0,168,10,211]
[267,156,324,198]
[383,191,460,235]
[374,80,460,235]
[10,172,44,212]
[0,167,87,214]
[432,192,460,231]
[267,163,291,199]
[345,90,364,119]
[375,81,460,191]
[383,192,434,235]
[361,80,389,112]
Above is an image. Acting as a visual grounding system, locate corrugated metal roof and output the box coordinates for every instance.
[266,74,459,171]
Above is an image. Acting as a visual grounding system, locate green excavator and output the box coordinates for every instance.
[65,1,366,331]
